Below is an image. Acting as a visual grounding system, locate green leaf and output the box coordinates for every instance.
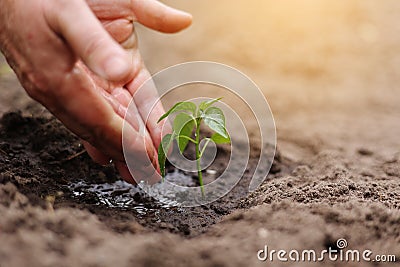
[202,107,228,138]
[199,97,222,112]
[158,133,173,177]
[211,132,231,144]
[157,101,196,123]
[173,113,195,153]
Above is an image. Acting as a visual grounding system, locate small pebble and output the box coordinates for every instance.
[206,169,217,175]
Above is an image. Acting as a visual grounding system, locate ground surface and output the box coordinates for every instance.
[0,1,399,266]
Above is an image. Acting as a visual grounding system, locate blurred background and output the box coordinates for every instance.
[1,0,399,160]
[138,0,400,160]
[140,0,399,110]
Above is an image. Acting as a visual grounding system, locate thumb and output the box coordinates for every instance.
[131,0,192,33]
[45,0,134,82]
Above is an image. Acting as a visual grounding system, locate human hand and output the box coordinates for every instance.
[0,0,191,183]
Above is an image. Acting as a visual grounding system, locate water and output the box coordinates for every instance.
[68,170,195,215]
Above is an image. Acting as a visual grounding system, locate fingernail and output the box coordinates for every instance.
[176,10,192,25]
[103,56,131,81]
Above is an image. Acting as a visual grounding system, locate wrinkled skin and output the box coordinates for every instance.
[0,0,192,183]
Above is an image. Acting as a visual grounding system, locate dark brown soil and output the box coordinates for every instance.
[0,111,291,237]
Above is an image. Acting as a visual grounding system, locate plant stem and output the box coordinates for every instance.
[177,135,197,144]
[195,120,205,196]
[199,138,211,158]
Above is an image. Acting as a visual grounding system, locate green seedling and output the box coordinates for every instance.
[157,98,230,195]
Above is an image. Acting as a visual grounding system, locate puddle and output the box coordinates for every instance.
[68,170,196,215]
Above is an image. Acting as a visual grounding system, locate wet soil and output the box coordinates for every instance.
[0,111,291,237]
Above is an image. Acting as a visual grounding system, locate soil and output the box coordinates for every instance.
[0,1,400,267]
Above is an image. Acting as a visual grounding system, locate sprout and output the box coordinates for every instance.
[157,98,230,195]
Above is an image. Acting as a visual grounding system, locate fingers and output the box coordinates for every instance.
[88,0,192,33]
[131,0,192,33]
[102,19,136,48]
[84,0,189,149]
[103,87,156,160]
[126,66,172,150]
[45,63,157,173]
[115,161,161,185]
[44,0,135,82]
[100,85,160,172]
[49,65,125,161]
[82,140,110,165]
[112,89,160,173]
[42,0,188,181]
[114,161,136,184]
